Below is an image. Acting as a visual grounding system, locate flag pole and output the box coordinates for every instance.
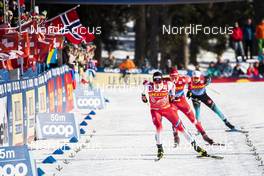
[45,5,80,23]
[3,0,7,23]
[31,0,35,13]
[17,0,24,78]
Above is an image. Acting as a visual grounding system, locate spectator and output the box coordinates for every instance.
[258,59,264,77]
[231,22,245,62]
[247,63,258,78]
[164,58,172,74]
[232,63,244,77]
[142,57,151,73]
[119,56,136,81]
[215,55,225,73]
[67,47,77,69]
[206,62,221,77]
[194,64,200,71]
[253,62,260,78]
[119,56,136,71]
[222,59,233,77]
[0,9,4,25]
[177,63,184,70]
[256,19,264,57]
[104,55,116,68]
[243,18,255,60]
[258,48,264,62]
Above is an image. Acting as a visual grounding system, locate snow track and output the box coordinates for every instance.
[44,83,264,176]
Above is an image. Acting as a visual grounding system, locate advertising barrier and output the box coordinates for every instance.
[0,145,36,176]
[75,86,105,110]
[0,65,101,146]
[7,81,24,146]
[21,78,36,144]
[93,72,152,87]
[36,113,79,139]
[64,71,74,112]
[0,84,8,146]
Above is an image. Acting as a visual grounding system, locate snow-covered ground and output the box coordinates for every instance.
[34,82,264,176]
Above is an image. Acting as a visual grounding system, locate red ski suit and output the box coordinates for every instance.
[168,76,205,134]
[144,81,185,133]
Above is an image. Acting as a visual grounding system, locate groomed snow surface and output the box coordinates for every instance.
[34,82,264,176]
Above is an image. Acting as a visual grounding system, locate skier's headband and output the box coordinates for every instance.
[153,76,162,83]
[170,72,179,76]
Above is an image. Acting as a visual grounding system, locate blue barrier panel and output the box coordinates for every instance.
[36,113,79,139]
[75,87,105,110]
[0,145,35,176]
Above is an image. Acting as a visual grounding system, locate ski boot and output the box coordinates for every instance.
[201,133,214,145]
[223,119,235,130]
[157,144,164,159]
[191,141,208,157]
[173,131,180,147]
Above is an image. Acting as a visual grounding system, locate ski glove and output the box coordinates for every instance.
[186,91,192,99]
[141,94,148,103]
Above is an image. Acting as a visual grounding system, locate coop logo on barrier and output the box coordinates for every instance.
[75,87,105,110]
[36,113,78,139]
[0,145,35,176]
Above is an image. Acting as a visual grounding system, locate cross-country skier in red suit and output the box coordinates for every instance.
[142,71,208,160]
[167,68,214,146]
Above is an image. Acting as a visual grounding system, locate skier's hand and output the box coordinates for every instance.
[186,91,192,99]
[141,94,148,103]
[143,80,149,85]
[169,95,175,103]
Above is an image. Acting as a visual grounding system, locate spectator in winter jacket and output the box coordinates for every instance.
[258,59,264,77]
[119,56,136,79]
[206,62,221,77]
[256,19,264,57]
[231,22,245,62]
[222,59,233,77]
[243,18,255,60]
[258,48,264,62]
[232,63,244,77]
[247,63,259,78]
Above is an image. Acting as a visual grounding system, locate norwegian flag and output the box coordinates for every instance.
[0,32,19,52]
[46,9,95,44]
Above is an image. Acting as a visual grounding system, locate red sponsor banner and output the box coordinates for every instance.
[47,79,55,113]
[212,77,264,83]
[64,72,74,112]
[56,76,63,112]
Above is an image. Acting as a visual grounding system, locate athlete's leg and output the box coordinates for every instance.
[176,96,205,134]
[174,120,208,156]
[150,110,163,145]
[200,93,226,121]
[150,110,164,158]
[200,93,235,129]
[192,98,201,122]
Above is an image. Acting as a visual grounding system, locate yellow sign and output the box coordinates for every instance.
[11,93,24,146]
[26,89,35,143]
